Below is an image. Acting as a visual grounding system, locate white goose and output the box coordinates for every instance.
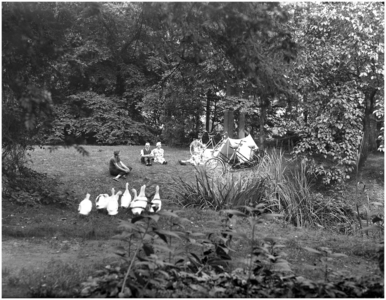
[149,185,162,213]
[78,193,92,216]
[121,182,132,209]
[130,185,148,215]
[130,188,138,210]
[107,190,122,216]
[101,188,114,211]
[95,194,109,210]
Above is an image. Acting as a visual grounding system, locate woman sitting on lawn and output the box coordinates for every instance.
[152,142,167,165]
[110,151,132,181]
[179,138,205,166]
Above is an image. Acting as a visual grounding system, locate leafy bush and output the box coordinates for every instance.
[2,167,76,207]
[45,92,157,145]
[293,84,364,185]
[78,207,292,297]
[2,144,33,177]
[76,208,384,298]
[2,87,54,177]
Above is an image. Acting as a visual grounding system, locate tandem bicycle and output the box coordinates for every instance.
[199,131,227,161]
[204,139,261,176]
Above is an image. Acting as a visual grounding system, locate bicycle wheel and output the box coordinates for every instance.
[205,158,226,177]
[252,153,261,165]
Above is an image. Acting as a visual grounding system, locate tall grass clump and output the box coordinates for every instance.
[171,149,356,231]
[171,165,269,210]
[259,150,356,229]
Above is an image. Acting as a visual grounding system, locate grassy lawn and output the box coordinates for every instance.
[28,145,194,199]
[2,145,384,297]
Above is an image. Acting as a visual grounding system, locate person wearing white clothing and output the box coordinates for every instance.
[179,138,205,166]
[152,142,167,165]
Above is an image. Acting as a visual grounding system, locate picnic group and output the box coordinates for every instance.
[109,139,205,181]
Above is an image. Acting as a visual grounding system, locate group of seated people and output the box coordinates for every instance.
[109,142,168,181]
[140,142,168,166]
[109,139,205,181]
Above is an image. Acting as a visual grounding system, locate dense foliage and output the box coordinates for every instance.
[2,2,384,183]
[288,2,384,183]
[2,3,384,182]
[75,209,383,298]
[45,92,157,145]
[2,2,384,200]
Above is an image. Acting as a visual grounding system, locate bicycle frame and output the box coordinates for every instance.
[218,140,259,168]
[200,132,227,160]
[201,132,225,150]
[205,139,260,176]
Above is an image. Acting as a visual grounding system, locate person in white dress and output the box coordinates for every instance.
[152,142,167,165]
[179,138,205,166]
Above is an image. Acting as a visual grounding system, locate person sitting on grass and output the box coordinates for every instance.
[179,138,205,166]
[110,150,132,181]
[152,142,167,165]
[140,142,154,166]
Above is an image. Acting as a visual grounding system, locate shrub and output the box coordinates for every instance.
[171,166,269,211]
[2,167,76,207]
[292,84,364,185]
[77,208,384,298]
[2,144,33,178]
[170,149,357,231]
[78,207,293,297]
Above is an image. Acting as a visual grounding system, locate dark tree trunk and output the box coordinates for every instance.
[212,100,218,131]
[226,84,238,138]
[228,110,234,138]
[224,110,230,137]
[303,94,308,124]
[223,110,235,138]
[238,110,246,138]
[360,88,378,167]
[206,90,211,132]
[259,96,269,154]
[195,111,200,134]
[115,72,125,96]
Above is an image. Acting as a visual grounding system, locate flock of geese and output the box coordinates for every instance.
[78,183,162,216]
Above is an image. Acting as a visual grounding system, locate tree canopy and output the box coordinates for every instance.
[2,2,384,184]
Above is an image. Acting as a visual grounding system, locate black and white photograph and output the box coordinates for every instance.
[2,2,384,297]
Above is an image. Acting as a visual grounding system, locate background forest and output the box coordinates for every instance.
[2,2,384,184]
